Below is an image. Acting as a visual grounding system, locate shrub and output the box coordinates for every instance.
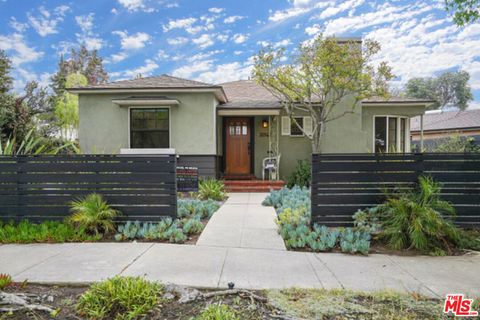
[339,228,371,255]
[68,194,120,236]
[182,218,204,235]
[194,304,239,320]
[77,276,162,320]
[263,186,311,215]
[307,225,340,252]
[287,159,311,188]
[0,220,99,243]
[178,199,221,219]
[353,207,381,234]
[433,135,480,153]
[376,176,461,253]
[0,274,12,289]
[198,179,227,201]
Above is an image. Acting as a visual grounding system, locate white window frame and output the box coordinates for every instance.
[373,115,410,153]
[127,106,172,149]
[290,116,305,137]
[282,116,313,137]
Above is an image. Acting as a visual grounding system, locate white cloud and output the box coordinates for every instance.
[274,39,292,48]
[117,0,154,12]
[0,33,44,66]
[123,59,159,78]
[162,17,196,32]
[315,0,364,20]
[167,37,189,45]
[9,17,28,33]
[75,14,94,33]
[208,7,224,14]
[187,50,223,62]
[28,5,70,37]
[173,60,213,79]
[111,52,128,63]
[232,33,248,44]
[75,13,104,50]
[268,1,331,22]
[224,15,245,24]
[305,24,321,36]
[193,34,214,48]
[217,34,229,42]
[113,31,150,49]
[194,60,253,84]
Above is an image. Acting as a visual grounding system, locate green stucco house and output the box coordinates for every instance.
[70,74,432,180]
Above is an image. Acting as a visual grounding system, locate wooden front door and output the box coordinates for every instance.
[225,118,252,175]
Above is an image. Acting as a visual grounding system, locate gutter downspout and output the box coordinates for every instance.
[420,114,424,152]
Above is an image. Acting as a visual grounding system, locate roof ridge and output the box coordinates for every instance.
[161,74,215,86]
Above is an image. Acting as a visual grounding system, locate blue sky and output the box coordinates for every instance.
[1,0,480,107]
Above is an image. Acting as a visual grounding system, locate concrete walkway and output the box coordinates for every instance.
[1,242,479,298]
[1,193,479,298]
[196,193,286,250]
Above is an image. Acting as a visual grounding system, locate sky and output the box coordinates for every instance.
[1,0,480,108]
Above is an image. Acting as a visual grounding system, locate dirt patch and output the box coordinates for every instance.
[1,283,454,320]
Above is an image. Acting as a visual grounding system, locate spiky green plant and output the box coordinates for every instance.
[0,129,75,155]
[194,304,239,320]
[0,274,12,289]
[198,179,227,201]
[378,176,460,253]
[68,194,120,236]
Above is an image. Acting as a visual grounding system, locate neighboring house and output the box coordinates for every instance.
[411,109,480,150]
[69,75,432,179]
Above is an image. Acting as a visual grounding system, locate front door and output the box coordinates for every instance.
[225,117,251,175]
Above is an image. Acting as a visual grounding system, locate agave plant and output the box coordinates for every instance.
[377,176,460,253]
[68,194,120,236]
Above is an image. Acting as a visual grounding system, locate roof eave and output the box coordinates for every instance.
[67,87,228,103]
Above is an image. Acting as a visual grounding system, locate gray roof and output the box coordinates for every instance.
[411,109,480,132]
[219,80,281,109]
[72,74,221,90]
[363,96,435,104]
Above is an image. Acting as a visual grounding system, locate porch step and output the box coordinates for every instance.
[224,180,285,193]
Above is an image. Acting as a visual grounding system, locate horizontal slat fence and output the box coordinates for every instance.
[0,155,177,222]
[312,153,480,227]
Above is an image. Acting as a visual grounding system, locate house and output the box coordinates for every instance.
[69,75,433,180]
[411,109,480,151]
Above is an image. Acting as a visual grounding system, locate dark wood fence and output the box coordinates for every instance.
[311,153,480,227]
[0,155,177,222]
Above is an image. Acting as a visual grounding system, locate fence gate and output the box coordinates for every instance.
[311,153,480,227]
[0,154,177,222]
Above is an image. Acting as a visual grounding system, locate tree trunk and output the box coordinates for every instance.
[311,121,324,154]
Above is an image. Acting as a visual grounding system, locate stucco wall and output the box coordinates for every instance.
[362,105,425,152]
[78,92,218,155]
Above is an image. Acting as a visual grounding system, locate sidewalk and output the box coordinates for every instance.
[196,193,286,250]
[0,193,479,298]
[1,242,479,297]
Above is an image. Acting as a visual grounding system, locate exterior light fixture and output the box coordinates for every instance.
[262,119,269,128]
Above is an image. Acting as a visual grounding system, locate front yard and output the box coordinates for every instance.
[0,276,454,320]
[0,179,227,246]
[263,180,480,256]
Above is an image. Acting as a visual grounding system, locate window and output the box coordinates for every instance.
[281,116,313,137]
[130,108,169,148]
[290,117,304,136]
[374,116,409,153]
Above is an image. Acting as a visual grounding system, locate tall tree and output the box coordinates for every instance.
[51,45,108,97]
[405,71,473,110]
[55,73,88,140]
[0,50,13,94]
[446,0,480,26]
[253,36,393,153]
